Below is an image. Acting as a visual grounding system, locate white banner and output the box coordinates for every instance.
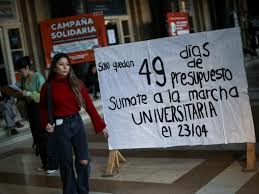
[94,28,256,150]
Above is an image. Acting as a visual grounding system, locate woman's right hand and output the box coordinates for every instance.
[46,123,55,133]
[102,128,109,139]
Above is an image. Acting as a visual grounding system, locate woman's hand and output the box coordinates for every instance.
[102,128,109,138]
[22,90,32,97]
[46,123,55,133]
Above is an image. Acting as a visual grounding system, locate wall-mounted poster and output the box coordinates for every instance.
[167,12,190,36]
[107,29,116,44]
[40,12,107,68]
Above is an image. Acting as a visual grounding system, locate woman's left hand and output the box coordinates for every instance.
[46,123,55,133]
[102,128,109,139]
[22,90,32,97]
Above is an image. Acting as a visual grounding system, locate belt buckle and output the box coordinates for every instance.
[56,119,63,126]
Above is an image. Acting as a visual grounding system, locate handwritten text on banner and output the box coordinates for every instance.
[95,28,256,150]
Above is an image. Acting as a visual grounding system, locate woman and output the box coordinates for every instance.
[14,56,46,167]
[39,53,108,194]
[86,63,100,99]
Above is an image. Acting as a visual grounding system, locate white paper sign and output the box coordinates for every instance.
[95,28,256,150]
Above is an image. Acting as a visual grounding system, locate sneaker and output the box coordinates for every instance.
[11,128,19,135]
[46,169,57,174]
[37,166,45,171]
[15,121,24,128]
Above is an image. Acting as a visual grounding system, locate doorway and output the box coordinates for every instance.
[0,28,8,86]
[105,17,134,46]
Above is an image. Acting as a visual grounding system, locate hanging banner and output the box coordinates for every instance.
[167,12,190,36]
[95,28,256,150]
[40,12,107,68]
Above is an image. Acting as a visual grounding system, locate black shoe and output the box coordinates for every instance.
[32,142,36,148]
[11,129,19,135]
[15,121,24,128]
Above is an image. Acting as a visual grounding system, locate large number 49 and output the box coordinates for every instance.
[138,56,166,87]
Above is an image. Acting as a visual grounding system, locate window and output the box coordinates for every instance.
[7,28,24,64]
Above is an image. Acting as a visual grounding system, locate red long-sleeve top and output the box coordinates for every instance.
[39,76,106,134]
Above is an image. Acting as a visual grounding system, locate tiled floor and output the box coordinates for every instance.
[0,134,258,194]
[0,183,111,194]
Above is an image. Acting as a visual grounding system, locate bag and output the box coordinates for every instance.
[45,82,58,170]
[36,82,58,170]
[46,133,58,170]
[36,131,58,170]
[35,130,49,157]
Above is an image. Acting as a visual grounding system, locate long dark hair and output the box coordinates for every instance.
[47,53,85,108]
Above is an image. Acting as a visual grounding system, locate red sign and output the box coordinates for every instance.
[40,12,107,68]
[167,12,190,36]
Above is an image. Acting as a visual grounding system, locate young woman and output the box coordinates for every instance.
[14,56,47,169]
[39,53,108,194]
[15,56,45,140]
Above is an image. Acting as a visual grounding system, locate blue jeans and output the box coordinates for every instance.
[0,97,16,128]
[54,113,89,194]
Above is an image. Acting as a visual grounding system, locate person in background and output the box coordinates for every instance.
[14,56,47,170]
[0,91,23,135]
[39,53,108,194]
[248,21,258,56]
[86,63,100,99]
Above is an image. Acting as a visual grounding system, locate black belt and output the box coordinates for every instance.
[55,112,79,121]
